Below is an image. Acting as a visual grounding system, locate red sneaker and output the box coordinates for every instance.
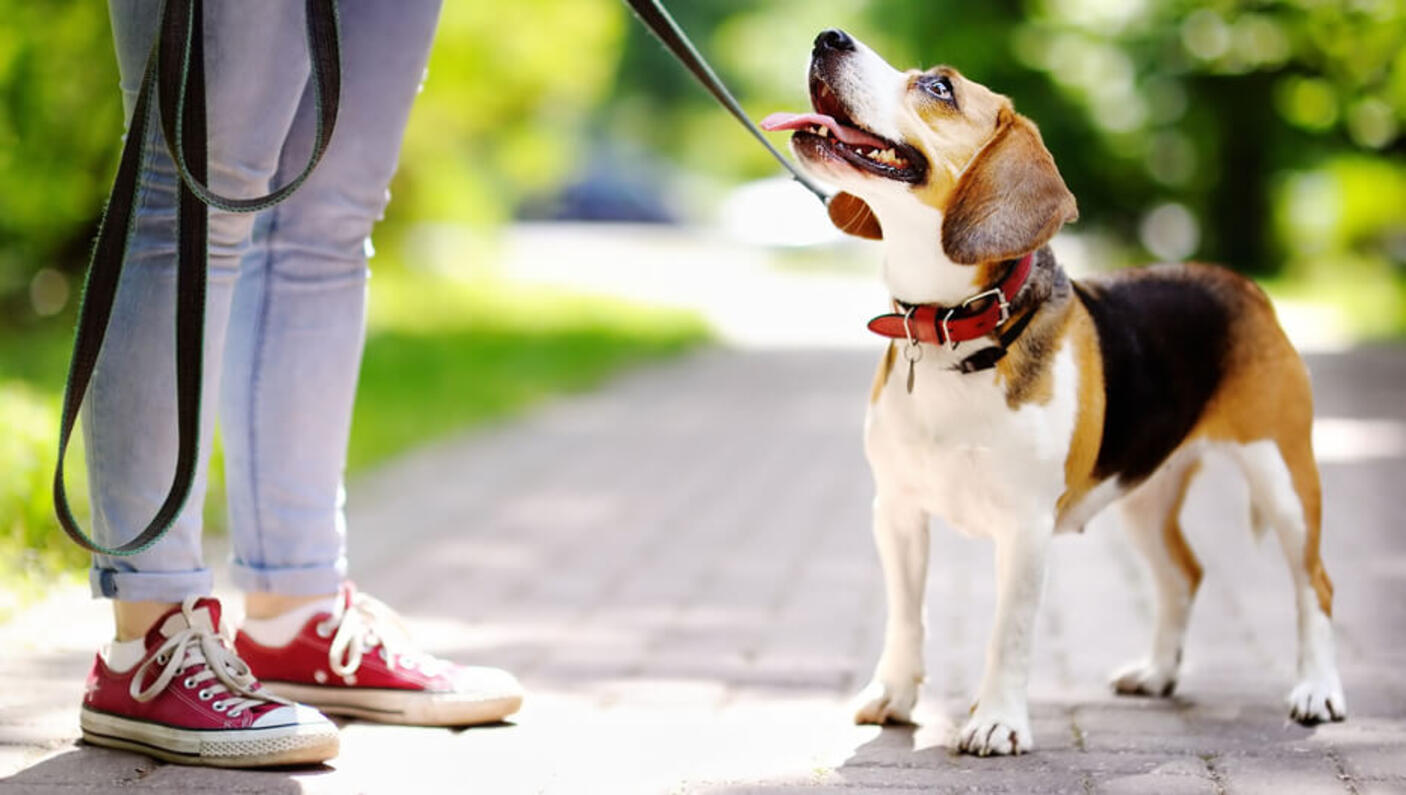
[80,597,339,767]
[235,584,523,726]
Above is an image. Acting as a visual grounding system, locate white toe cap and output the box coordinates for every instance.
[252,702,335,729]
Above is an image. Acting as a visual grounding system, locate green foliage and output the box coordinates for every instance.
[0,326,92,615]
[0,383,87,576]
[0,2,123,316]
[393,0,627,229]
[1,1,630,321]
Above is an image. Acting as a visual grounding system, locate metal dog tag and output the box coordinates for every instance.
[903,343,922,394]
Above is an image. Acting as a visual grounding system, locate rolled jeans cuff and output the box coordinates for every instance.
[229,557,347,596]
[90,567,214,602]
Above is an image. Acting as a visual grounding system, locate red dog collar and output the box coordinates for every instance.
[868,253,1034,348]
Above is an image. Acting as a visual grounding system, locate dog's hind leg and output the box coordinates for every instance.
[1232,437,1346,724]
[1110,456,1203,697]
[853,493,929,725]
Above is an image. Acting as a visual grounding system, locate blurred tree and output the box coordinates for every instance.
[1009,0,1406,274]
[0,1,626,322]
[393,0,626,231]
[0,2,123,323]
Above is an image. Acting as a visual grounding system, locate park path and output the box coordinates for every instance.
[2,343,1405,793]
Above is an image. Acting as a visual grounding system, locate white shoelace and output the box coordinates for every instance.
[319,590,449,679]
[130,598,288,719]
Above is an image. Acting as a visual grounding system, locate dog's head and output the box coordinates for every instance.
[763,30,1078,264]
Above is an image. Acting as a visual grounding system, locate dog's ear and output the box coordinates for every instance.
[941,108,1077,264]
[828,191,883,240]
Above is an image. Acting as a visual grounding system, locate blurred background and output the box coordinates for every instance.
[2,0,1403,608]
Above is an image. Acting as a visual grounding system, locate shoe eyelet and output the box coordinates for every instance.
[315,623,333,638]
[155,653,169,665]
[211,700,228,712]
[183,677,197,688]
[198,689,214,701]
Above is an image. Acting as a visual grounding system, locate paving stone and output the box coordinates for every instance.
[1356,781,1406,795]
[1095,772,1215,794]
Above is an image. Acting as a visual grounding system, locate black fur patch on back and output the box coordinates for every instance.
[1073,267,1233,485]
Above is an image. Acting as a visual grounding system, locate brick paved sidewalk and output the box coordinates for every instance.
[2,347,1404,794]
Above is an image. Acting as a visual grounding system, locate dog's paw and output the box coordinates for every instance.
[1288,675,1347,725]
[852,678,919,725]
[957,708,1032,756]
[1110,659,1179,697]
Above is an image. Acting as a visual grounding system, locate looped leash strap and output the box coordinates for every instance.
[53,0,342,556]
[160,0,341,212]
[622,0,831,205]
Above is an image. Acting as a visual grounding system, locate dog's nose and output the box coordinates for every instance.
[814,29,855,54]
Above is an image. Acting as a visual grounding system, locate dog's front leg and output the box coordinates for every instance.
[957,516,1052,756]
[853,493,929,725]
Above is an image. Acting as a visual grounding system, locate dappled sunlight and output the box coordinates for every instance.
[487,220,889,349]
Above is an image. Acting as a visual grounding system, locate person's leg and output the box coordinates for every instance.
[221,0,443,607]
[221,0,522,726]
[89,0,315,634]
[80,2,341,766]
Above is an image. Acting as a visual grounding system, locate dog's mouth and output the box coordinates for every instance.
[762,77,927,184]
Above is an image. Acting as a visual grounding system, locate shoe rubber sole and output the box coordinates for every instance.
[79,706,340,768]
[261,681,522,727]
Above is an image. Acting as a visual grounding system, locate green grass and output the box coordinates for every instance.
[0,270,707,617]
[349,269,708,470]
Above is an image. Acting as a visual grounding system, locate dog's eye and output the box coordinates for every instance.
[920,75,955,104]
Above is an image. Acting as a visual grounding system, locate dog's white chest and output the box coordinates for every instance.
[864,346,1078,535]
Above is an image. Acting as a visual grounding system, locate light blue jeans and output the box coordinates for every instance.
[87,0,442,601]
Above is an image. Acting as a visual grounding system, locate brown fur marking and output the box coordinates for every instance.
[940,108,1078,266]
[908,67,1009,213]
[994,254,1070,408]
[1164,460,1205,591]
[872,341,897,403]
[1055,299,1106,527]
[994,306,1058,408]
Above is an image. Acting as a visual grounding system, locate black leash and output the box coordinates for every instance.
[622,0,831,204]
[53,0,342,556]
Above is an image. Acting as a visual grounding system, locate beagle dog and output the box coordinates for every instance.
[763,29,1345,755]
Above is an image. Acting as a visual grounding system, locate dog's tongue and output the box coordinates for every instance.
[760,112,889,149]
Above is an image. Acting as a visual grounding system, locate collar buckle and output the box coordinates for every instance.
[939,287,1011,349]
[961,286,1012,324]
